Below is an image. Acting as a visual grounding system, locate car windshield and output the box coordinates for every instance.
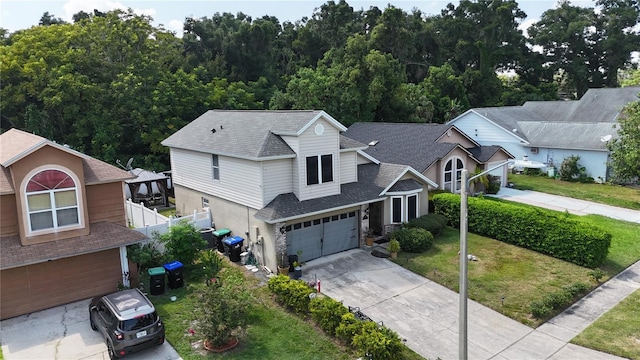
[120,312,157,331]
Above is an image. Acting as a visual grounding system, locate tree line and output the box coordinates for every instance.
[1,0,639,170]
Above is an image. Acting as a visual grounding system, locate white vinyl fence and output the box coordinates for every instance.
[125,199,213,239]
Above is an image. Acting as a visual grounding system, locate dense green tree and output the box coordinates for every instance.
[608,101,640,183]
[39,12,66,26]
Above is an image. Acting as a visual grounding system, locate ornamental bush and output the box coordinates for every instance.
[405,213,448,236]
[432,193,611,268]
[158,222,207,266]
[390,227,434,253]
[309,296,348,335]
[267,275,314,313]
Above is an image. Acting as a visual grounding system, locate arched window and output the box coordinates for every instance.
[443,158,464,193]
[26,169,79,232]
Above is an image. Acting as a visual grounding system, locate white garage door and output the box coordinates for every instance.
[285,211,358,262]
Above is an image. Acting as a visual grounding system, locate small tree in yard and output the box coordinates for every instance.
[159,222,207,266]
[197,271,253,348]
[609,101,640,184]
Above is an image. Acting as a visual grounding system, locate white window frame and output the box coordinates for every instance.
[443,157,465,193]
[211,154,220,180]
[407,194,418,221]
[202,197,210,209]
[24,167,82,234]
[306,154,333,186]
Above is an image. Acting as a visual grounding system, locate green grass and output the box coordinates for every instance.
[151,264,423,360]
[572,289,640,359]
[393,227,596,327]
[508,174,640,210]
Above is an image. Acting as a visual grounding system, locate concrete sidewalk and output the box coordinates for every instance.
[491,188,640,224]
[303,249,629,360]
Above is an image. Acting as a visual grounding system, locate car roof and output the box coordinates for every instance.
[103,289,155,320]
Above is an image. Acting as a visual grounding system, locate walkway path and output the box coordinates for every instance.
[491,188,640,224]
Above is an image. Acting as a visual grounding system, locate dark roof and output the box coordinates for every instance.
[344,122,460,172]
[388,179,423,192]
[254,163,423,223]
[162,110,347,160]
[0,222,148,270]
[466,145,504,163]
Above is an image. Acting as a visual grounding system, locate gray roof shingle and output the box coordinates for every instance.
[344,122,491,171]
[254,163,419,223]
[162,110,344,159]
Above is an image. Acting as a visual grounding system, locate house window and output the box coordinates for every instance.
[407,194,418,221]
[211,154,220,180]
[202,197,209,208]
[444,157,464,193]
[306,154,333,185]
[391,197,402,223]
[26,169,79,232]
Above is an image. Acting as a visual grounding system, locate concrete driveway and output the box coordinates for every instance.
[302,249,626,360]
[0,298,180,360]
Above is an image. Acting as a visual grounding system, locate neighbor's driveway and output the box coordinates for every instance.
[492,188,640,224]
[302,249,625,360]
[0,298,180,360]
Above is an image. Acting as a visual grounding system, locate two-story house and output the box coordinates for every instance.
[161,110,437,272]
[0,129,147,320]
[344,123,514,191]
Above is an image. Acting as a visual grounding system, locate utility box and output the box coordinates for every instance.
[163,261,184,289]
[148,267,166,295]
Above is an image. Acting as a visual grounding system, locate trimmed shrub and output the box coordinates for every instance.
[352,322,403,360]
[432,193,611,268]
[405,213,448,236]
[530,282,591,319]
[309,297,349,335]
[335,313,362,343]
[267,275,314,313]
[390,227,434,253]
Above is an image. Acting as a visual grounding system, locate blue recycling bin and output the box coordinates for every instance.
[163,260,184,289]
[223,236,244,262]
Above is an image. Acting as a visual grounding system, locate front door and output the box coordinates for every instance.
[369,202,383,236]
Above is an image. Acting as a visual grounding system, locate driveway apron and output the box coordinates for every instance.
[302,249,627,360]
[0,298,181,360]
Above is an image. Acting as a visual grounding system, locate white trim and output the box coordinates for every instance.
[390,196,403,224]
[379,166,438,195]
[442,156,465,193]
[119,246,130,287]
[356,150,381,164]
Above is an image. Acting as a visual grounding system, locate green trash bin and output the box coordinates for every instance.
[212,228,231,253]
[148,267,166,295]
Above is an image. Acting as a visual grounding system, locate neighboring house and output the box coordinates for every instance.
[0,129,147,320]
[344,123,514,191]
[448,87,640,182]
[161,110,437,272]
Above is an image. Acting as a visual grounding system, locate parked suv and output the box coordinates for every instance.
[89,288,165,359]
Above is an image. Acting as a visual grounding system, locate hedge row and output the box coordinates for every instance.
[268,275,403,359]
[432,193,611,268]
[405,213,448,236]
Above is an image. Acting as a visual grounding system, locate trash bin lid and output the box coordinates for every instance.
[223,235,244,246]
[213,228,231,237]
[163,261,183,271]
[148,267,166,276]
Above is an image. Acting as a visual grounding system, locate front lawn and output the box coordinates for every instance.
[508,174,640,210]
[572,288,640,359]
[151,266,354,360]
[393,227,595,327]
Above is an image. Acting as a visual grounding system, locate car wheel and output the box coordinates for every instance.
[107,340,118,360]
[89,315,97,331]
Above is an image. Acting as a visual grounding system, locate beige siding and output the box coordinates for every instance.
[170,148,263,209]
[262,159,293,204]
[339,151,357,184]
[437,127,476,147]
[296,118,341,200]
[173,185,278,271]
[0,194,18,236]
[86,182,127,225]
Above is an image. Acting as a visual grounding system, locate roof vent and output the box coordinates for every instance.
[211,128,216,134]
[368,140,379,146]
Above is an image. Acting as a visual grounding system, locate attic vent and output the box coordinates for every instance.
[368,140,379,146]
[531,147,539,154]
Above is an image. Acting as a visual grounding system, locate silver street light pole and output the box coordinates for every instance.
[459,159,545,360]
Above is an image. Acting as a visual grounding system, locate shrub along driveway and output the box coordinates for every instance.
[302,249,625,360]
